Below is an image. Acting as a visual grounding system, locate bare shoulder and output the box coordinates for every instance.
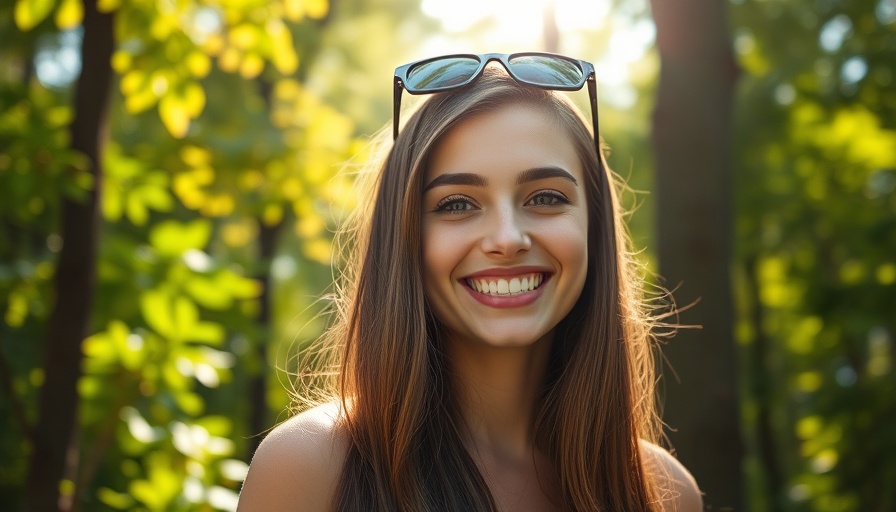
[238,402,349,512]
[640,440,704,512]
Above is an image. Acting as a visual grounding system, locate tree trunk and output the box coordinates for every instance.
[649,0,743,509]
[23,2,114,510]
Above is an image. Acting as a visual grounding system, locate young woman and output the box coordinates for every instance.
[238,53,702,511]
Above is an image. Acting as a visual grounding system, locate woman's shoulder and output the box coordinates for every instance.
[639,440,704,512]
[238,402,349,511]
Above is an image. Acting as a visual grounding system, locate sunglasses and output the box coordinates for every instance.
[392,52,602,162]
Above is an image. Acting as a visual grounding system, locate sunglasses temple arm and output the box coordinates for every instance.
[587,76,600,161]
[587,75,611,196]
[393,77,403,141]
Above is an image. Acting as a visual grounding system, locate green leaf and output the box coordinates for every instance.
[149,219,212,258]
[174,391,204,416]
[140,288,176,340]
[129,452,180,509]
[184,275,231,309]
[172,295,198,333]
[96,487,135,510]
[189,322,225,345]
[195,415,233,437]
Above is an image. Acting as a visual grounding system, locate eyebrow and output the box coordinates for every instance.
[516,166,578,186]
[423,172,487,191]
[423,166,578,191]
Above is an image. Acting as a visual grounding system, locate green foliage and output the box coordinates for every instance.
[732,0,896,510]
[2,0,890,509]
[0,0,416,509]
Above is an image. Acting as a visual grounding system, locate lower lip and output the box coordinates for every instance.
[461,277,550,308]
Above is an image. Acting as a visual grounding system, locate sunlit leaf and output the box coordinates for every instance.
[77,375,103,399]
[120,70,145,96]
[82,328,118,363]
[173,295,198,334]
[129,452,180,508]
[796,415,823,440]
[121,406,163,443]
[268,19,298,74]
[228,23,258,50]
[173,391,204,415]
[239,52,265,79]
[283,0,328,20]
[180,145,212,167]
[4,287,29,327]
[190,322,225,345]
[304,238,331,264]
[787,316,824,355]
[14,0,56,30]
[149,219,212,257]
[283,0,305,21]
[111,50,132,73]
[262,203,283,226]
[184,276,230,309]
[158,95,190,139]
[125,193,149,225]
[876,263,896,285]
[186,52,211,78]
[218,46,241,73]
[96,487,135,510]
[95,0,118,12]
[54,0,82,29]
[141,288,175,339]
[221,220,256,248]
[304,0,329,18]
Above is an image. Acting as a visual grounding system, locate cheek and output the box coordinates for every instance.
[422,223,465,289]
[543,213,589,290]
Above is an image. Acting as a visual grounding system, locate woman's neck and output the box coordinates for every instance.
[445,333,554,461]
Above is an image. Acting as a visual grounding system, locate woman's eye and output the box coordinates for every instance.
[527,191,569,207]
[434,195,477,214]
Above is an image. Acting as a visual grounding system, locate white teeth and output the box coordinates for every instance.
[467,273,545,296]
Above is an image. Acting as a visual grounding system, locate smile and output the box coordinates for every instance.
[464,273,545,296]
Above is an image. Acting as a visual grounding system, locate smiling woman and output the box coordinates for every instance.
[421,104,589,351]
[238,57,701,511]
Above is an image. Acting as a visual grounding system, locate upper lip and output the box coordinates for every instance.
[461,266,553,279]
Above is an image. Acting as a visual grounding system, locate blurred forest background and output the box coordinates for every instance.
[0,0,893,510]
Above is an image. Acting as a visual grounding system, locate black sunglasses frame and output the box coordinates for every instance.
[392,52,602,164]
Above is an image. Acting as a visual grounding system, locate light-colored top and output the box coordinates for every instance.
[237,403,703,512]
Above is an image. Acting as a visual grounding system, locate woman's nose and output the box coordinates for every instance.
[480,206,532,257]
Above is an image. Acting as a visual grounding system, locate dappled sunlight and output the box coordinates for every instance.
[1,0,894,509]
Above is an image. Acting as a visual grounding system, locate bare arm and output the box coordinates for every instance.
[238,404,347,512]
[640,440,704,512]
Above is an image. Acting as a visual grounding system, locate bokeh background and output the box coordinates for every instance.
[1,0,894,510]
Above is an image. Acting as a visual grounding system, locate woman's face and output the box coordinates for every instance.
[421,102,589,350]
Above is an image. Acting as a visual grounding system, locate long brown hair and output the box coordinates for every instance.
[315,69,665,511]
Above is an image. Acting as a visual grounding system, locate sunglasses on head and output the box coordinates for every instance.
[392,52,602,161]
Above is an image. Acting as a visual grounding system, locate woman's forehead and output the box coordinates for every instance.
[423,103,583,184]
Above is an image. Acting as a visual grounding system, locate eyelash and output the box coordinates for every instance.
[527,190,570,207]
[434,195,477,214]
[433,191,570,214]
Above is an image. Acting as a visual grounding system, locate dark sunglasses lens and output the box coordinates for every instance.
[508,55,584,87]
[406,57,481,90]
